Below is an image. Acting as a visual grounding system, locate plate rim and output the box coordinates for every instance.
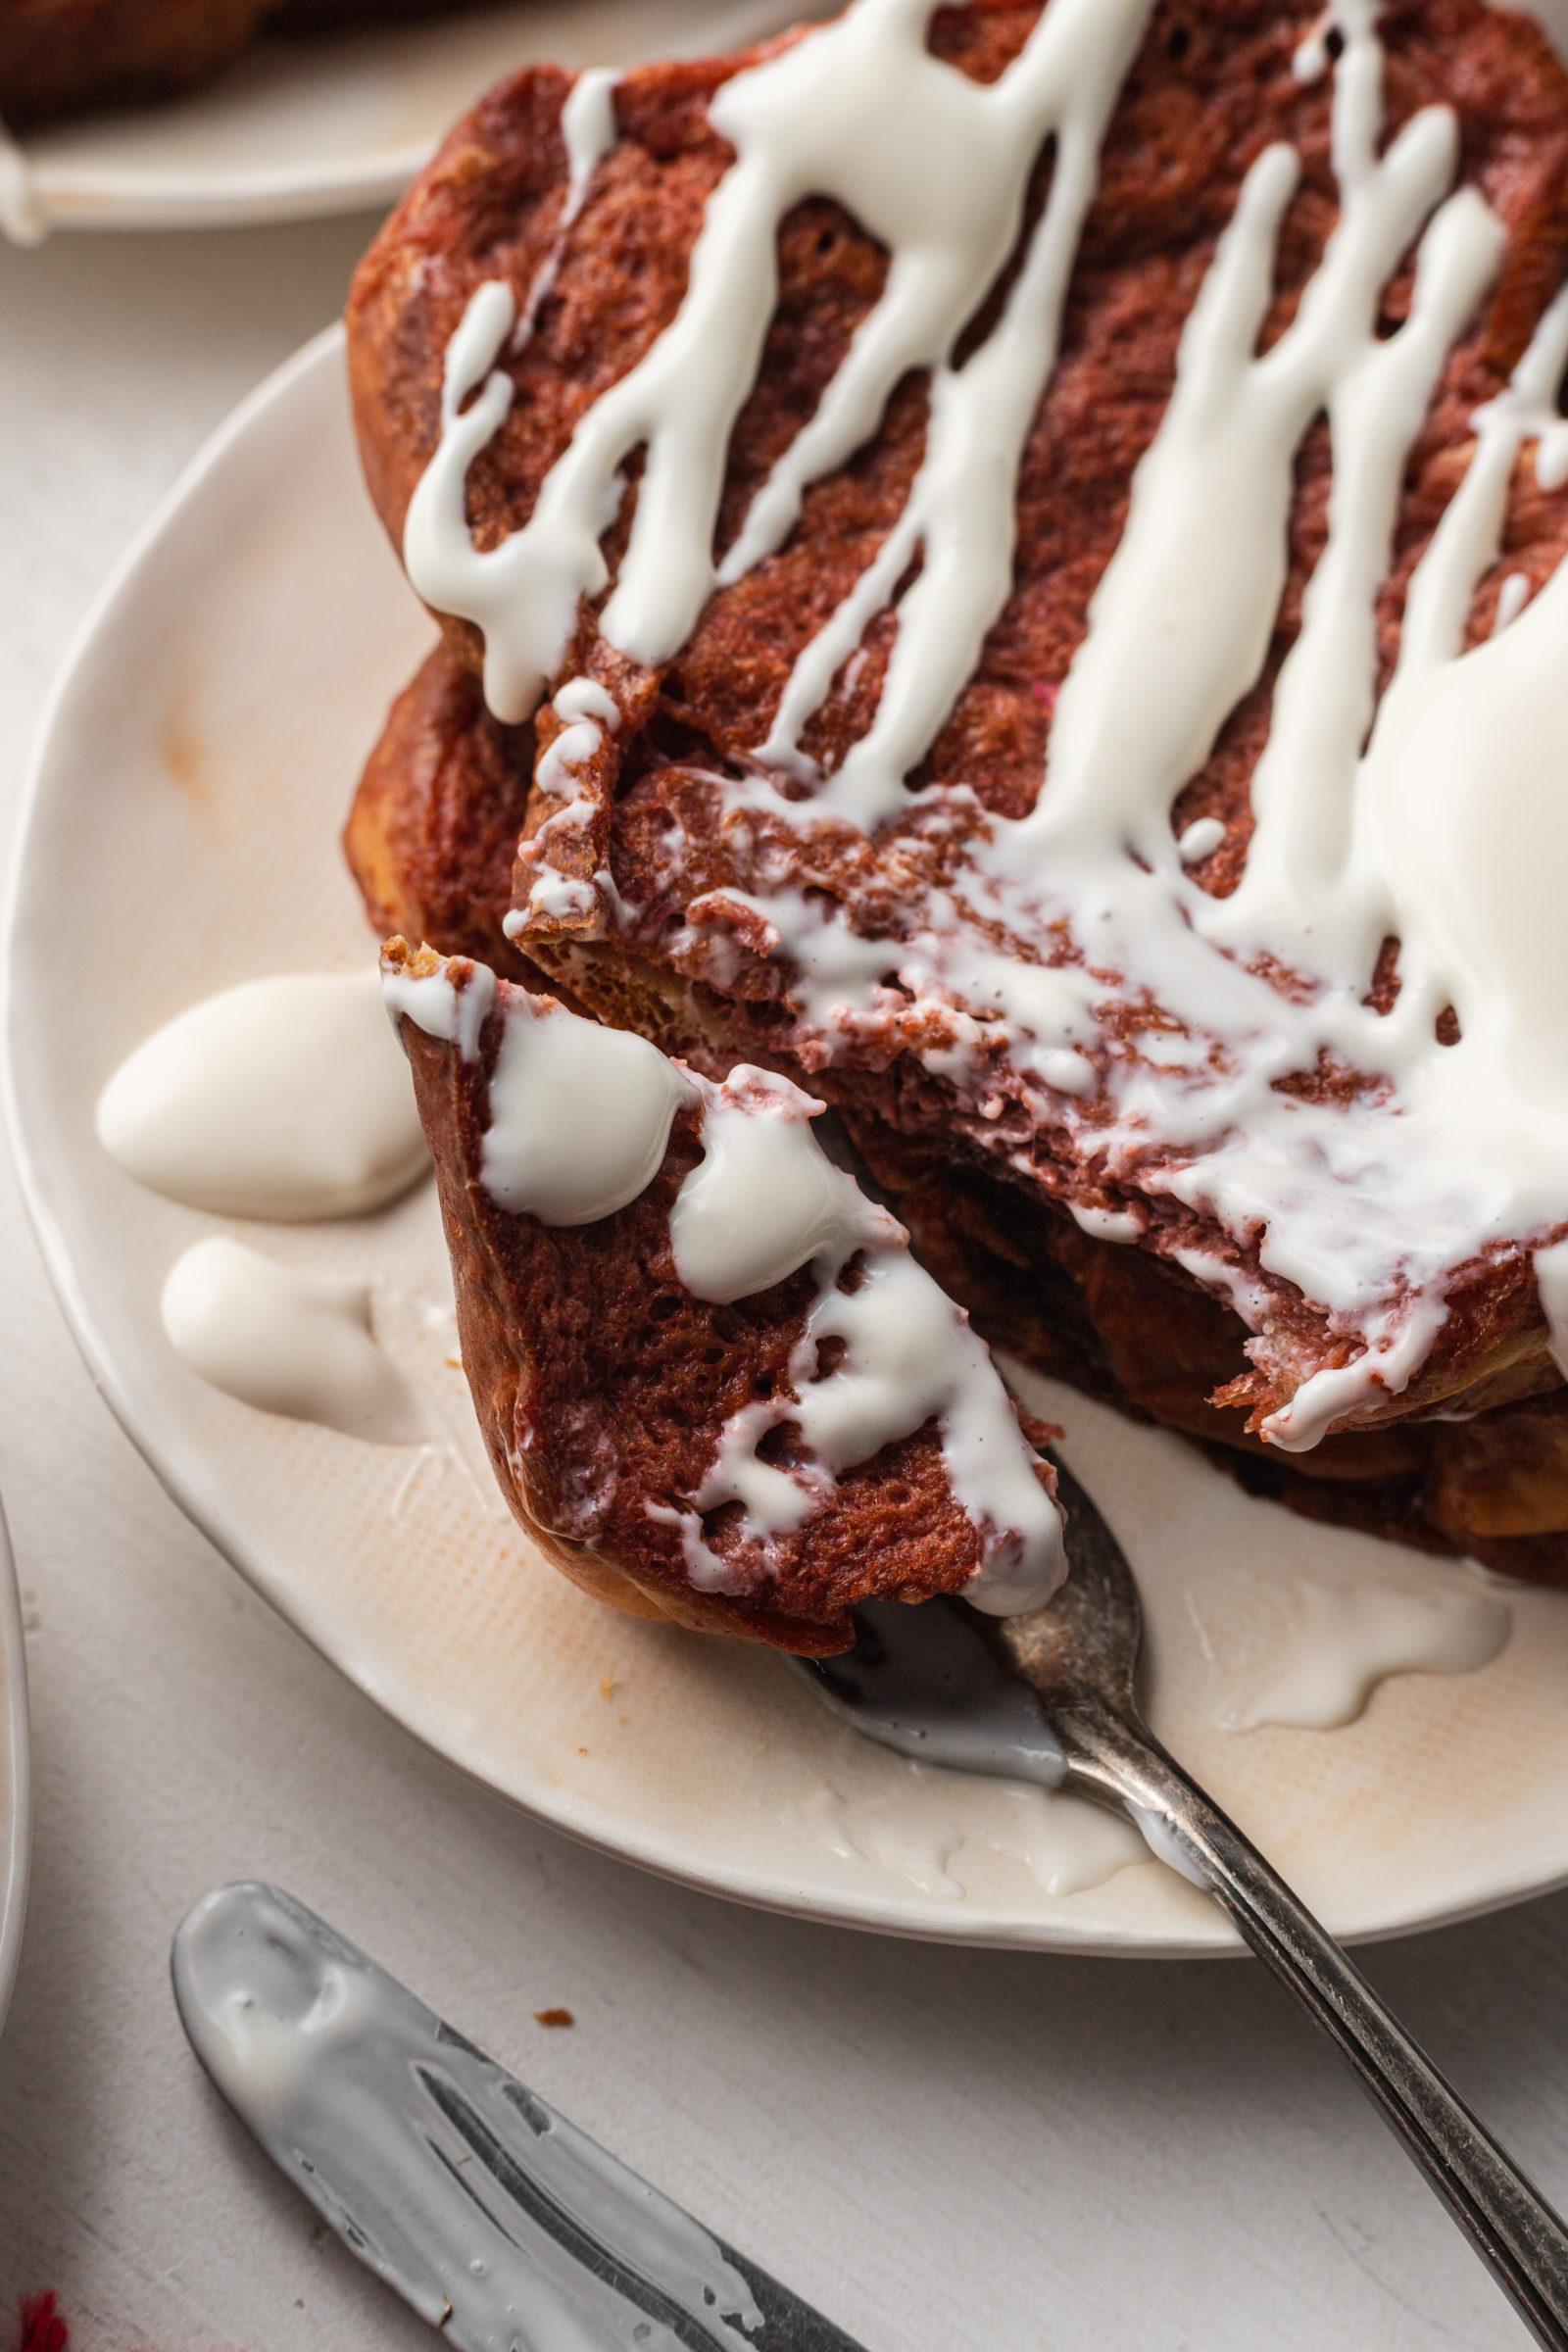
[29,155,421,233]
[0,1499,29,2040]
[12,325,1568,1962]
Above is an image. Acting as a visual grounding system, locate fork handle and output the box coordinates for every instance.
[1063,1695,1568,2351]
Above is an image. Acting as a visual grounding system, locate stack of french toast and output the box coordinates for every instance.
[342,0,1568,1648]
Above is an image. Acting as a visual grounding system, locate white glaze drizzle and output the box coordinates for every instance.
[408,0,1568,1447]
[668,1064,866,1298]
[521,868,601,921]
[404,0,1154,725]
[553,674,620,730]
[512,674,622,921]
[403,72,620,697]
[162,1237,425,1445]
[560,69,618,220]
[1177,816,1226,864]
[1231,1576,1509,1730]
[1534,1236,1568,1378]
[381,958,496,1059]
[668,1064,1065,1613]
[395,964,1064,1612]
[98,968,428,1221]
[791,1765,1146,1898]
[506,67,620,358]
[1493,567,1532,632]
[388,953,696,1232]
[481,989,694,1223]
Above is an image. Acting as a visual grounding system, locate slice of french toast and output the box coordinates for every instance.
[383,939,1064,1651]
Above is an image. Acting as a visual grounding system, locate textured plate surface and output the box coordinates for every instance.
[12,328,1568,1957]
[18,0,807,233]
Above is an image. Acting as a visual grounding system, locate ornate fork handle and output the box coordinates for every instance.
[1063,1696,1568,2352]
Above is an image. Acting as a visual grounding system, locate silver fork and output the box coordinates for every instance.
[794,1453,1568,2349]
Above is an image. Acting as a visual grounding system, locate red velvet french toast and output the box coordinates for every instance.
[347,0,1568,1596]
[383,938,1065,1651]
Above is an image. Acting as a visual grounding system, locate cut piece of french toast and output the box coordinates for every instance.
[383,940,1064,1652]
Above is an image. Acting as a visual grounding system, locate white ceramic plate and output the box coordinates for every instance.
[13,327,1568,1957]
[12,0,808,236]
[0,1503,30,2038]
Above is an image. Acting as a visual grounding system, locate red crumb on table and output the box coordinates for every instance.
[18,2293,68,2352]
[534,2006,574,2028]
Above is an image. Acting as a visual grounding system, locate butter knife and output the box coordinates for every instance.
[172,1882,866,2352]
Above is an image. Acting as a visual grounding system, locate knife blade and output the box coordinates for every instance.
[172,1883,867,2352]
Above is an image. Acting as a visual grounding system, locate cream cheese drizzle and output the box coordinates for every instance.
[669,1065,1066,1613]
[1177,816,1226,864]
[409,0,1568,1446]
[480,989,692,1223]
[507,674,623,925]
[403,74,620,705]
[792,1764,1146,1897]
[381,957,496,1058]
[97,968,428,1221]
[389,965,1064,1612]
[162,1237,425,1445]
[667,1064,861,1298]
[404,0,1154,725]
[1534,1236,1568,1379]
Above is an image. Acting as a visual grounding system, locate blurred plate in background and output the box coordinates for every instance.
[17,0,808,234]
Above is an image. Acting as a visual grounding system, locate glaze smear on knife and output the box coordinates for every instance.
[172,1882,866,2352]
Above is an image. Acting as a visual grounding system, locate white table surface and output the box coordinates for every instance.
[0,214,1566,2352]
